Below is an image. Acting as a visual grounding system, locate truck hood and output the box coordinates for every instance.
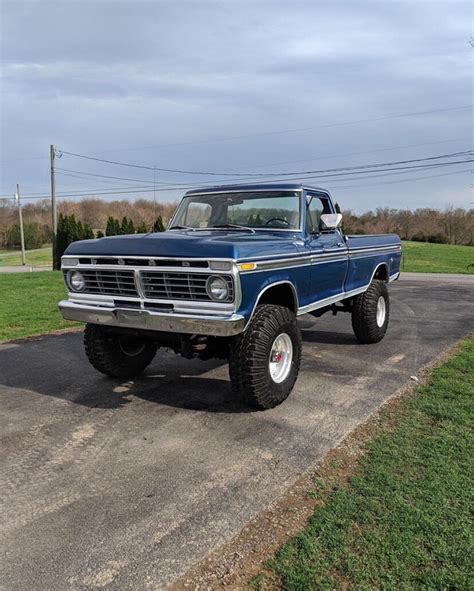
[64,230,305,261]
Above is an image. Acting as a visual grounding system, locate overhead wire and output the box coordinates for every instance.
[56,148,472,177]
[4,158,472,201]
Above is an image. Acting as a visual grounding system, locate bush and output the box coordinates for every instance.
[6,223,44,250]
[411,233,448,244]
[53,214,95,269]
[106,216,121,236]
[153,215,166,232]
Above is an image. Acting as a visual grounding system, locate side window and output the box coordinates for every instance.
[185,202,212,227]
[306,195,332,234]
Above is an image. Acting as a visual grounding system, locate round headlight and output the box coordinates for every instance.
[206,275,229,301]
[69,270,86,291]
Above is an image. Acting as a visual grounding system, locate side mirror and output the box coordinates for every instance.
[319,213,343,230]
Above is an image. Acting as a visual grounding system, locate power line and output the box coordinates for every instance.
[56,168,172,185]
[7,158,473,201]
[227,136,473,172]
[330,168,472,191]
[7,157,472,199]
[57,148,472,177]
[52,138,472,184]
[7,148,468,199]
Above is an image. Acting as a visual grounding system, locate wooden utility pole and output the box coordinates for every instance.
[50,144,57,268]
[16,184,26,266]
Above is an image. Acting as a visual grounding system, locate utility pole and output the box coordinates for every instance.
[50,144,57,268]
[15,184,26,266]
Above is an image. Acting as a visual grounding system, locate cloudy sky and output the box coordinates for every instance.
[1,0,472,212]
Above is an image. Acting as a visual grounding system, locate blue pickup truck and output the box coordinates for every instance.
[59,184,401,409]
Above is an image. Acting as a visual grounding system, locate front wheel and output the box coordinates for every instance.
[84,324,157,378]
[351,279,390,344]
[229,305,302,409]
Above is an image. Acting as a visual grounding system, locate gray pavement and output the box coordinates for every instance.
[0,265,51,273]
[0,274,473,590]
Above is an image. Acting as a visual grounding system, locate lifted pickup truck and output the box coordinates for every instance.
[59,184,401,409]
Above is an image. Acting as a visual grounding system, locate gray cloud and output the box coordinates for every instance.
[0,0,472,211]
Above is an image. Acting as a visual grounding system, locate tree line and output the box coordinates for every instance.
[1,197,472,251]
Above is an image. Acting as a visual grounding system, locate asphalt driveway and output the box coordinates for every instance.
[1,273,473,590]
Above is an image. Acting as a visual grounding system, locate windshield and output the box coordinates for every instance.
[171,191,301,230]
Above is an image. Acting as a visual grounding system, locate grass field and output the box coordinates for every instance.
[1,241,472,273]
[0,271,78,341]
[401,241,474,274]
[0,246,52,268]
[0,240,472,341]
[253,336,474,590]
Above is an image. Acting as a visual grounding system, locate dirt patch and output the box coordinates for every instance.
[170,341,465,590]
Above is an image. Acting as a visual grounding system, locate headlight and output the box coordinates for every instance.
[206,275,229,301]
[68,270,86,291]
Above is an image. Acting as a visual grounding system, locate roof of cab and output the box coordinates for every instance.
[184,183,330,196]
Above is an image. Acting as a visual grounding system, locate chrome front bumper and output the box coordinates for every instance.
[59,300,246,336]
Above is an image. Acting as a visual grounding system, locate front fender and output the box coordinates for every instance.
[237,268,306,322]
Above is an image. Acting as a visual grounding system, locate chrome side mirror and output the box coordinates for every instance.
[319,213,343,230]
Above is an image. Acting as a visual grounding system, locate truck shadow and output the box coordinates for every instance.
[0,326,356,413]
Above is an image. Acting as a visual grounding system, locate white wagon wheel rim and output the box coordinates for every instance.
[269,333,293,383]
[376,296,386,327]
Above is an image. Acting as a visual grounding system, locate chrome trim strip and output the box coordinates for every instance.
[346,233,400,239]
[67,292,236,315]
[63,267,239,310]
[59,301,245,337]
[62,244,399,270]
[349,251,400,260]
[134,269,145,300]
[389,272,400,282]
[183,188,303,196]
[297,286,368,315]
[297,261,391,316]
[348,245,402,254]
[65,264,232,274]
[244,280,299,330]
[253,256,311,272]
[238,245,399,264]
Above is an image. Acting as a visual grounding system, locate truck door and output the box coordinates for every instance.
[306,193,348,303]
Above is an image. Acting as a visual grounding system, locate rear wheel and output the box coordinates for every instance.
[84,324,157,378]
[351,279,390,344]
[229,304,302,409]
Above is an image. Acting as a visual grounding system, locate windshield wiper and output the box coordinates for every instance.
[168,224,194,231]
[207,224,256,233]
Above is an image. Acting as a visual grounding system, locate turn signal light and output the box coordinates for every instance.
[239,262,256,271]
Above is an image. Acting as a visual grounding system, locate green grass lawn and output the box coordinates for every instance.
[0,271,78,340]
[0,245,52,268]
[254,336,474,590]
[0,240,472,341]
[0,241,471,274]
[402,241,474,274]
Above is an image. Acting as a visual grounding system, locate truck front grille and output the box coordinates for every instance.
[69,270,139,297]
[141,272,234,302]
[66,268,235,303]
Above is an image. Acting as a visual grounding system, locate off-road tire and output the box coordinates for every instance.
[351,279,389,344]
[229,304,302,409]
[84,324,157,378]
